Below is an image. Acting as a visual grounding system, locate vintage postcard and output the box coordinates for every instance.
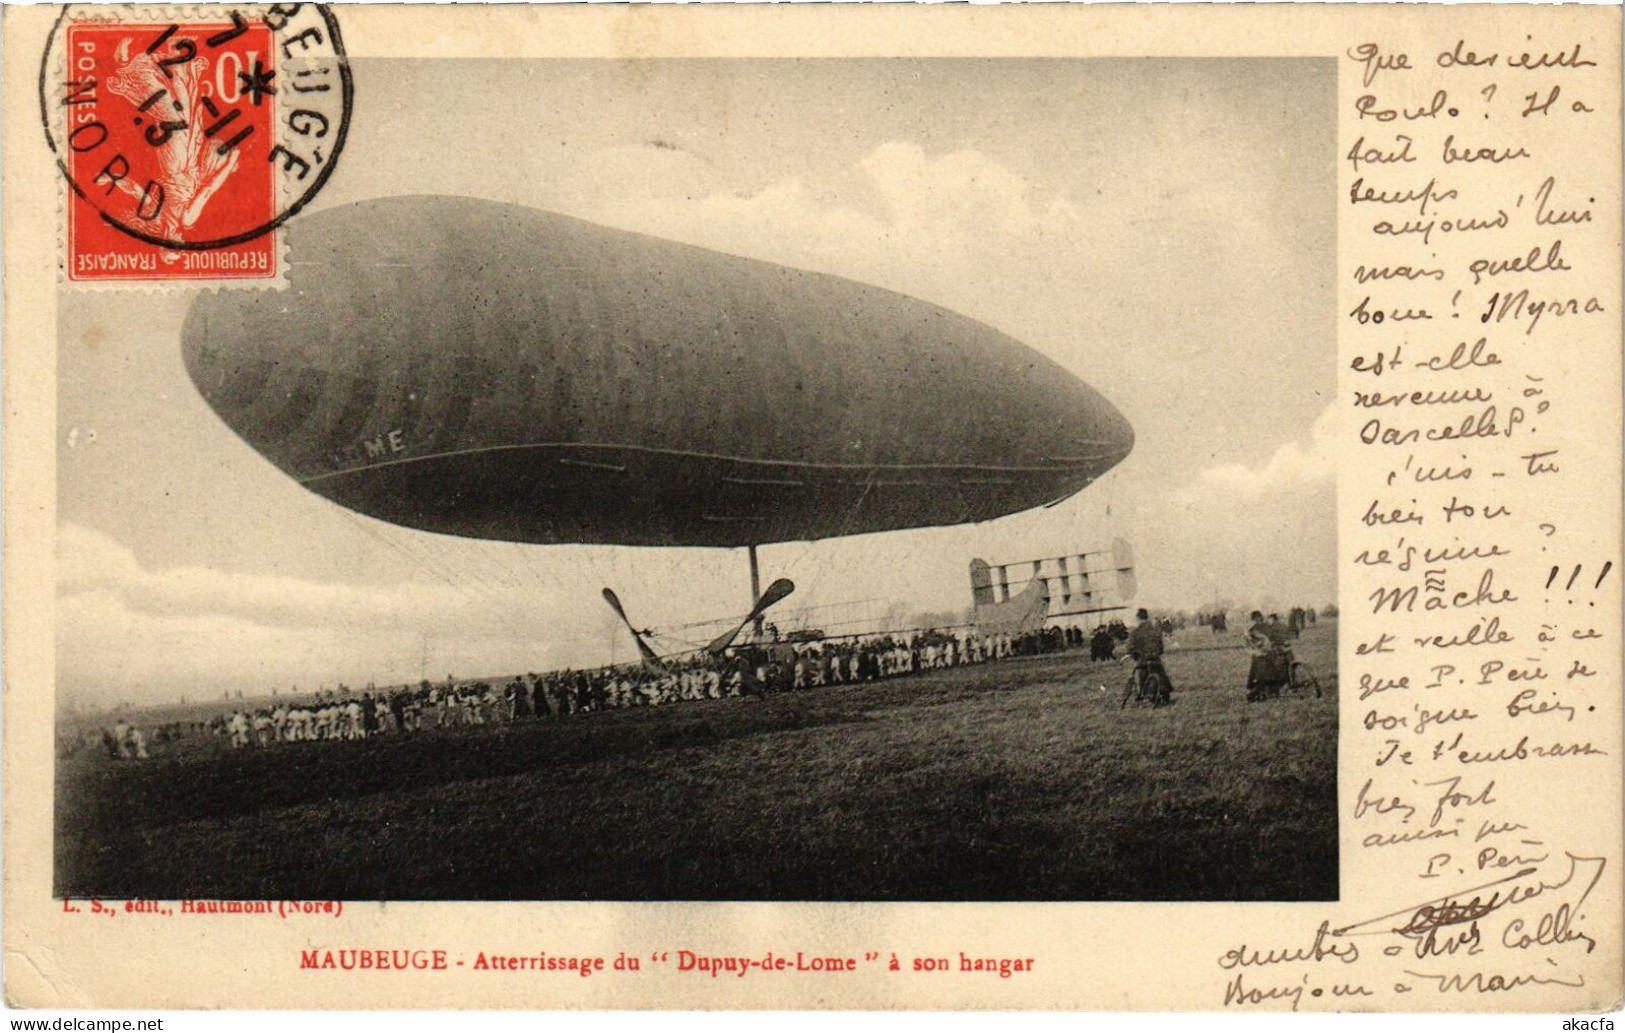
[3,2,1620,1013]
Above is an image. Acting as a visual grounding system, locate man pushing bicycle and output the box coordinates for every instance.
[1246,610,1291,701]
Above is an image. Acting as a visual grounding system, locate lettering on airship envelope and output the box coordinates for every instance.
[39,3,352,288]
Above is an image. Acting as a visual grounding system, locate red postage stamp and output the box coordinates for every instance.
[44,6,351,285]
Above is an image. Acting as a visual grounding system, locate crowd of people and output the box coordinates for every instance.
[83,606,1326,757]
[95,623,1117,755]
[209,624,1121,749]
[1196,605,1318,638]
[98,720,149,760]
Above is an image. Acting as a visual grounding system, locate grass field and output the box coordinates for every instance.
[56,623,1338,901]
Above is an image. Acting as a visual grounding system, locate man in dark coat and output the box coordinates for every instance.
[1090,624,1115,662]
[1247,611,1288,700]
[1127,608,1172,703]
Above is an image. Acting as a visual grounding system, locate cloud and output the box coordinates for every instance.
[61,522,477,631]
[1110,403,1337,612]
[857,141,1082,242]
[568,140,1083,303]
[56,523,601,708]
[1191,402,1338,499]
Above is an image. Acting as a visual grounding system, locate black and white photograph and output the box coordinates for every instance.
[54,56,1339,903]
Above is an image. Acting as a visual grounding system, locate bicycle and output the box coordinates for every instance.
[1284,652,1323,698]
[1120,659,1171,709]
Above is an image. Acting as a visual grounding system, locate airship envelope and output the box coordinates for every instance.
[182,195,1133,548]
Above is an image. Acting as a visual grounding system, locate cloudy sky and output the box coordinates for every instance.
[58,58,1335,709]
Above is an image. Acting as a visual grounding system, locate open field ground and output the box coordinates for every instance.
[57,624,1338,901]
